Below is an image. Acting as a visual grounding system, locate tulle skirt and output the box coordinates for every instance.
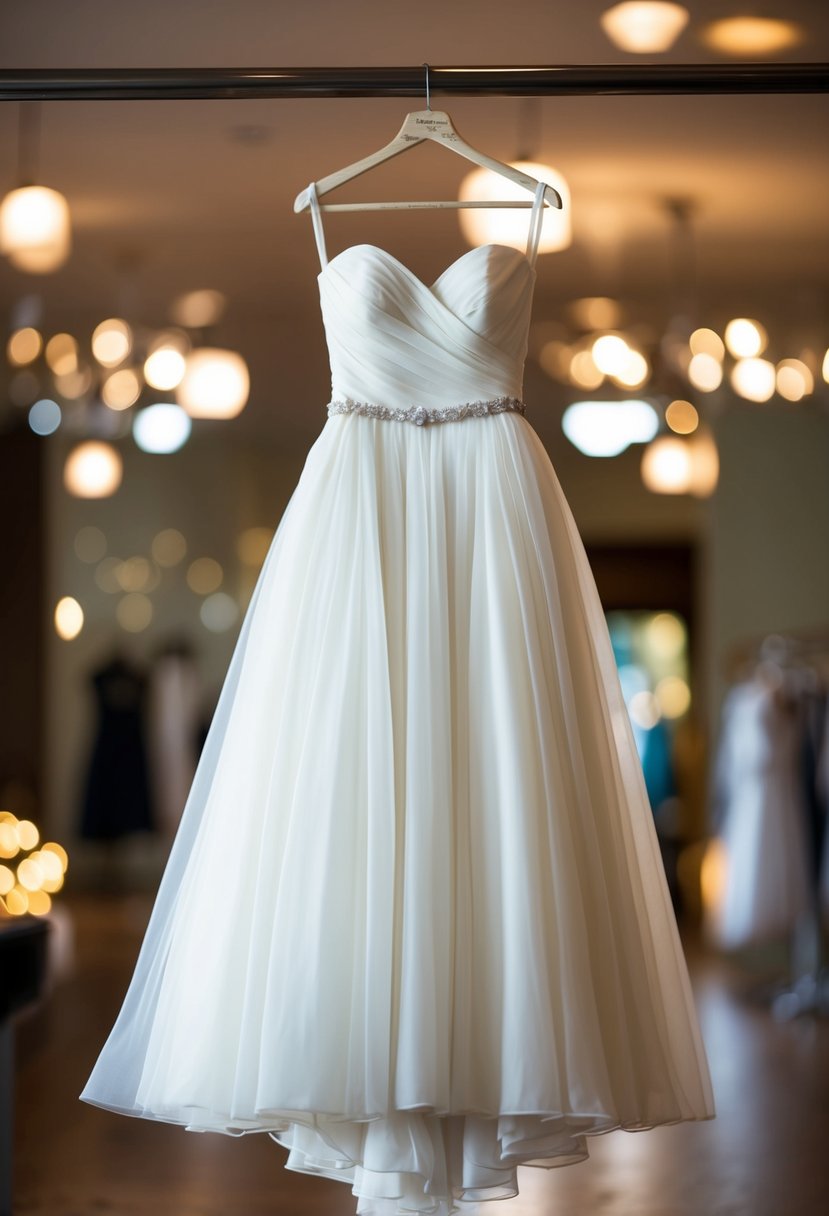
[80,409,715,1215]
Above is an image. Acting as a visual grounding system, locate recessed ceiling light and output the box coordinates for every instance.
[600,2,690,54]
[699,16,804,56]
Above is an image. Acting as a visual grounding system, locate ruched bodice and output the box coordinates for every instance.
[318,242,537,408]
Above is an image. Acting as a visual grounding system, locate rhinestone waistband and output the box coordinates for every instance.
[327,396,526,427]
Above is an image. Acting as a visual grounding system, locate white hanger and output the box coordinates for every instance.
[293,64,563,217]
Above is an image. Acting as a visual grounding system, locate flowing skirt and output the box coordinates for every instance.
[80,409,716,1215]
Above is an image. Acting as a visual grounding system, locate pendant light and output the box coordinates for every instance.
[0,103,71,274]
[458,99,571,254]
[600,3,690,54]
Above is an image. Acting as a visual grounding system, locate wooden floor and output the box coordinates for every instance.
[11,893,829,1216]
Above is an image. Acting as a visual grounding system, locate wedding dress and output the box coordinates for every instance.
[80,179,716,1215]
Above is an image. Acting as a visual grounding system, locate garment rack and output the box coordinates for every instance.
[0,63,827,102]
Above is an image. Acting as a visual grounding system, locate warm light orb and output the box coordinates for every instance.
[45,332,79,375]
[656,675,692,718]
[701,16,803,56]
[0,185,72,273]
[776,359,814,402]
[689,328,724,362]
[54,596,84,640]
[63,440,123,498]
[458,161,571,254]
[724,317,766,358]
[568,349,605,390]
[563,399,658,457]
[187,557,223,595]
[152,528,187,567]
[133,403,192,453]
[177,348,250,419]
[144,346,187,390]
[600,2,689,53]
[665,399,698,434]
[688,352,723,392]
[115,557,152,592]
[7,327,43,365]
[641,435,693,493]
[567,297,622,331]
[55,366,94,400]
[170,289,227,329]
[730,358,776,403]
[646,612,687,661]
[102,368,141,410]
[92,318,132,368]
[116,592,153,633]
[591,333,630,376]
[17,856,44,891]
[613,347,649,389]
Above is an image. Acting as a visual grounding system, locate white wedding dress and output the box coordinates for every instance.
[80,180,715,1215]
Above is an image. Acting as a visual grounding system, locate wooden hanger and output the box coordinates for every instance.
[293,64,563,217]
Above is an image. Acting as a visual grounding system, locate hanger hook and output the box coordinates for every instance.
[422,62,431,111]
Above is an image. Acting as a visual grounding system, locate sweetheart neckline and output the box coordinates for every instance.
[318,242,535,292]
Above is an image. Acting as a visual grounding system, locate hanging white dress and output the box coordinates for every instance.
[80,180,716,1216]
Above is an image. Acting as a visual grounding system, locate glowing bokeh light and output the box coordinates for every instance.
[641,435,693,493]
[63,441,123,498]
[724,317,766,359]
[458,160,571,253]
[689,328,725,362]
[28,398,61,435]
[45,332,79,375]
[562,399,659,457]
[133,402,192,453]
[152,528,187,567]
[91,318,132,368]
[200,592,240,633]
[600,2,689,53]
[54,596,84,640]
[0,185,72,273]
[701,16,803,56]
[655,675,692,718]
[178,348,250,419]
[187,557,223,595]
[688,352,723,392]
[7,327,42,365]
[730,357,776,403]
[646,612,687,661]
[144,346,187,390]
[116,592,153,633]
[776,359,814,402]
[665,399,698,434]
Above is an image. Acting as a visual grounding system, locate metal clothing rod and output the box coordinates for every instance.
[0,63,827,102]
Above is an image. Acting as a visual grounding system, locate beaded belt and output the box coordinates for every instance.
[327,395,526,426]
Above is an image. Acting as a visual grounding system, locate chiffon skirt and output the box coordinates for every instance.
[80,409,715,1215]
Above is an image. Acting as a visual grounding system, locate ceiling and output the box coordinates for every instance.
[1,0,828,446]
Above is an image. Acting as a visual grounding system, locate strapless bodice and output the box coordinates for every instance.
[317,242,537,410]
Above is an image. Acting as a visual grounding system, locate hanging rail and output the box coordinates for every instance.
[0,63,827,102]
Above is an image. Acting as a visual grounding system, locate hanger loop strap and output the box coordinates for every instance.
[307,181,328,268]
[525,181,547,265]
